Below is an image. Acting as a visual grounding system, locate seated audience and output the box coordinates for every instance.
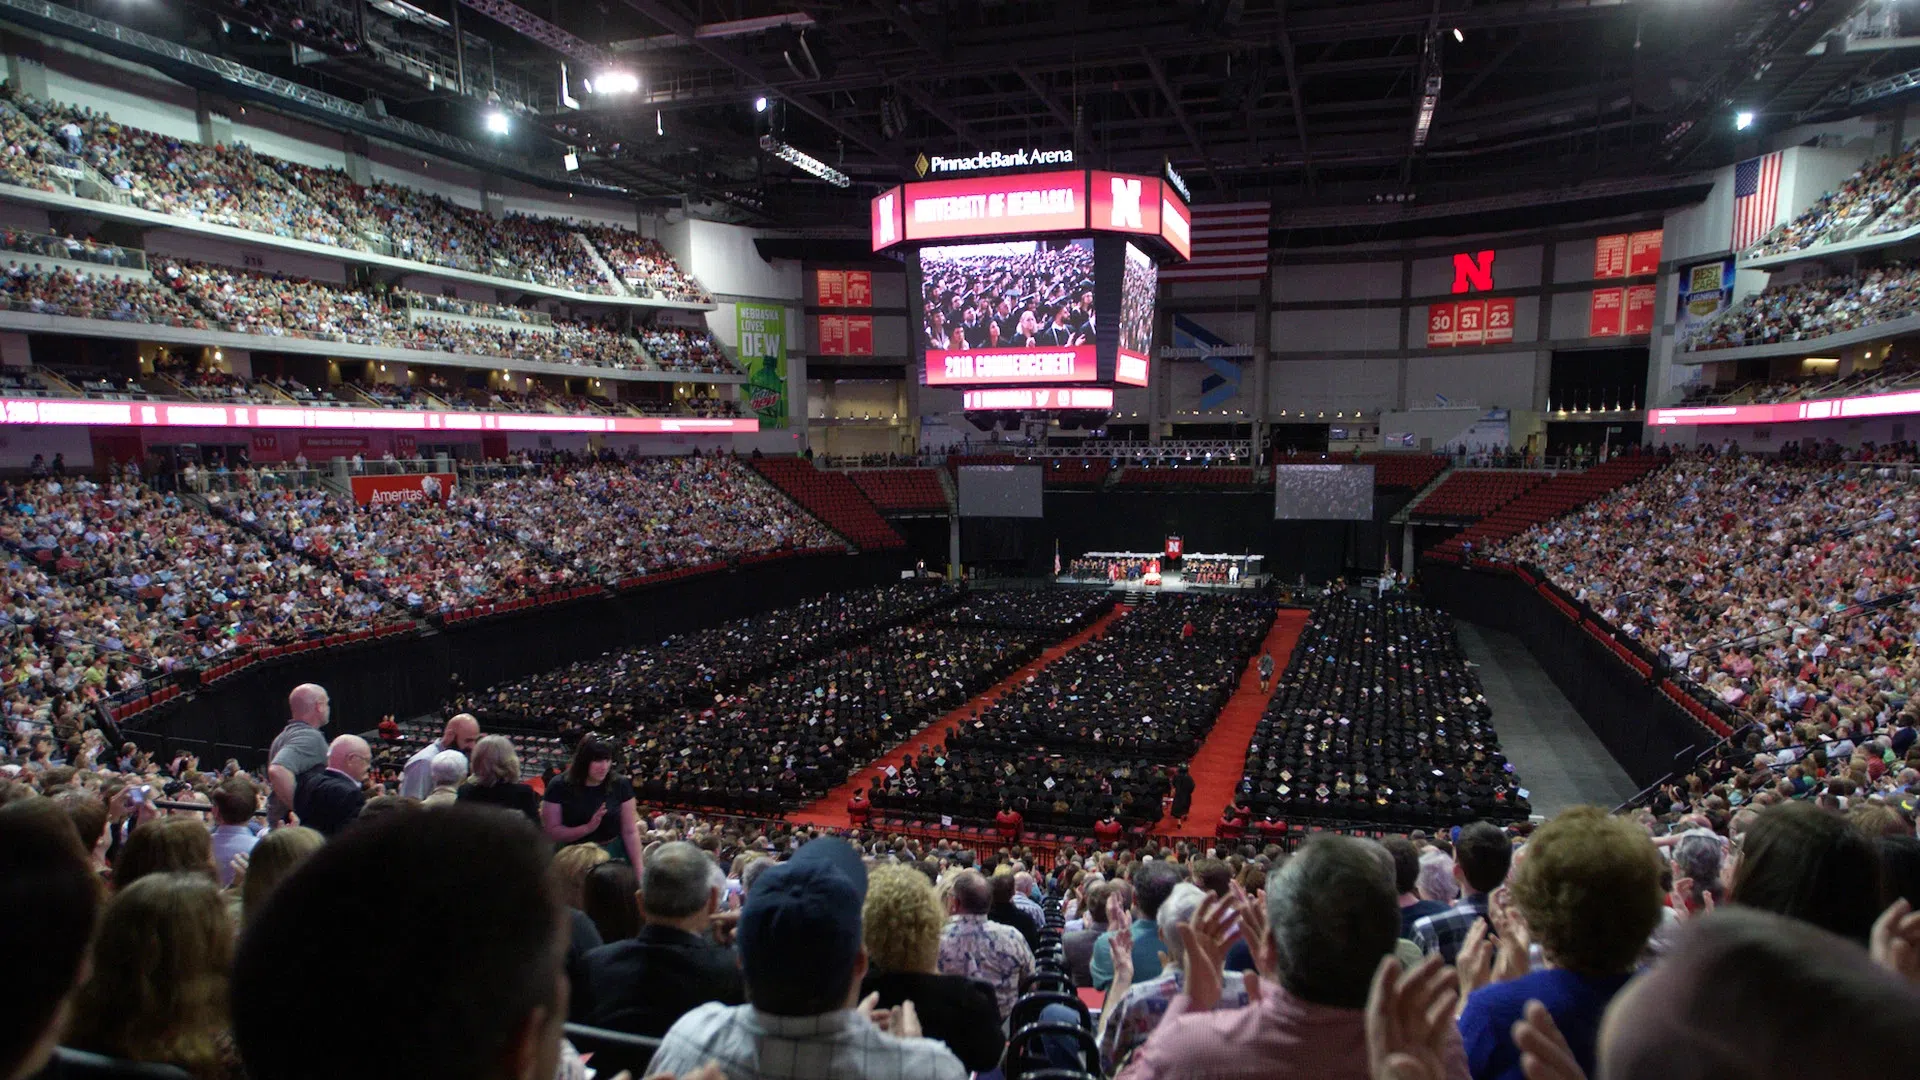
[236,826,322,926]
[1099,881,1251,1071]
[0,802,102,1080]
[1411,822,1514,963]
[1092,860,1184,991]
[649,837,967,1080]
[859,864,1005,1074]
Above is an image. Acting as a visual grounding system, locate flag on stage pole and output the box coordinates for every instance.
[1053,539,1061,576]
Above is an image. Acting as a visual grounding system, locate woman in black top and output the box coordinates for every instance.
[858,864,1005,1072]
[542,737,642,862]
[455,735,542,825]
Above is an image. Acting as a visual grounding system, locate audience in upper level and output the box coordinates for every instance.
[1685,262,1920,351]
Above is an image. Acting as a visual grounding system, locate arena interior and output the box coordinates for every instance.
[6,2,1920,1079]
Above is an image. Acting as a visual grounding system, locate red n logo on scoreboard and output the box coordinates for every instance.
[1451,250,1495,294]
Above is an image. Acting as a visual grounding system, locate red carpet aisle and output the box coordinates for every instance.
[788,604,1131,829]
[1155,609,1310,836]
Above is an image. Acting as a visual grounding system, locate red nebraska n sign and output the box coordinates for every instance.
[1451,250,1495,294]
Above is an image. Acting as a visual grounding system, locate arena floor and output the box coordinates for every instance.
[1452,620,1639,817]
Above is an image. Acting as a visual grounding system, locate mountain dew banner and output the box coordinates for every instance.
[736,303,788,425]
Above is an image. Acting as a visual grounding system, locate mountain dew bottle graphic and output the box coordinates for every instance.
[746,363,785,423]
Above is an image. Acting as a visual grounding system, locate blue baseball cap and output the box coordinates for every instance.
[737,838,868,1001]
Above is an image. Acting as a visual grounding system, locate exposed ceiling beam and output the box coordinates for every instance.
[1016,70,1080,139]
[1143,52,1224,193]
[614,0,895,162]
[1452,31,1529,110]
[892,79,983,145]
[1278,5,1315,193]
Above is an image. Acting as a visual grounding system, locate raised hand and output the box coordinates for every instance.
[1511,1000,1586,1080]
[1366,955,1459,1080]
[1176,893,1235,1011]
[1872,898,1920,984]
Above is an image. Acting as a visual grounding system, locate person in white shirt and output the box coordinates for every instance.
[400,714,480,800]
[650,838,965,1080]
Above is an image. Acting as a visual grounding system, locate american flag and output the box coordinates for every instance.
[1731,152,1784,252]
[1161,201,1271,282]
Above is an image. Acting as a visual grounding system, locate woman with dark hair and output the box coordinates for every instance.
[1730,801,1883,944]
[581,860,641,943]
[541,737,642,862]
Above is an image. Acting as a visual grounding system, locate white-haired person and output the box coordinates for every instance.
[422,750,468,807]
[455,734,540,825]
[1095,882,1251,1072]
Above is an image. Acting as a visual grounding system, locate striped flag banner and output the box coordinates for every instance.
[1731,152,1784,252]
[1161,201,1271,282]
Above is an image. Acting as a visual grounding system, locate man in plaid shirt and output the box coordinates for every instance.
[1410,822,1514,964]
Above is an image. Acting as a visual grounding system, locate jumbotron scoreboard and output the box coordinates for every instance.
[870,163,1191,422]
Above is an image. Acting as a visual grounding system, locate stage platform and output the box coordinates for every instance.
[1051,570,1269,594]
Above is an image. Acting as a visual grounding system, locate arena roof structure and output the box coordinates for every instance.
[44,0,1920,236]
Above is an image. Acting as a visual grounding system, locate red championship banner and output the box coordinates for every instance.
[1453,299,1488,346]
[818,314,846,355]
[1593,234,1628,279]
[1116,349,1150,387]
[1624,284,1658,335]
[845,314,874,356]
[1091,171,1162,236]
[1485,297,1516,343]
[844,270,872,307]
[1426,302,1457,347]
[925,345,1099,385]
[817,269,846,307]
[901,170,1087,242]
[1589,288,1624,337]
[1627,230,1664,276]
[1159,190,1192,260]
[349,472,456,507]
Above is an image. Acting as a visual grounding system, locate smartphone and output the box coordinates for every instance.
[128,785,149,806]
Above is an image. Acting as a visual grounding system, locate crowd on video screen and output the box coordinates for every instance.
[920,239,1096,352]
[1120,243,1155,356]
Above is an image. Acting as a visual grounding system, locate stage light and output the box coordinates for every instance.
[759,134,850,186]
[1452,27,1464,42]
[754,96,769,112]
[485,110,510,135]
[593,72,639,95]
[1735,111,1754,130]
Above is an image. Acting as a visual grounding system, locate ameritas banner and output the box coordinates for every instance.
[736,303,788,425]
[350,473,456,507]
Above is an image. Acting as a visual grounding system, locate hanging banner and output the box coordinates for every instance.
[1627,230,1664,276]
[1454,300,1488,346]
[736,303,788,424]
[1485,297,1516,344]
[1675,258,1736,349]
[1594,234,1628,279]
[1589,288,1624,337]
[1624,284,1658,335]
[1426,302,1457,348]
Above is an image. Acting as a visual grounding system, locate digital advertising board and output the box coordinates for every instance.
[1117,241,1156,387]
[962,387,1115,410]
[918,239,1099,385]
[901,170,1088,243]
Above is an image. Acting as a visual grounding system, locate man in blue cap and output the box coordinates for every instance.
[648,837,967,1080]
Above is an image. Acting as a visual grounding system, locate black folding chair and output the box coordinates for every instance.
[563,1023,663,1078]
[1008,989,1093,1036]
[1004,1021,1100,1080]
[1019,969,1076,997]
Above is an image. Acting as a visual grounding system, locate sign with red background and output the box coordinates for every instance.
[349,472,456,506]
[1627,231,1664,276]
[818,315,875,356]
[1589,288,1624,337]
[900,170,1087,243]
[1159,190,1192,260]
[925,345,1099,385]
[1427,303,1457,348]
[870,188,904,251]
[962,387,1115,409]
[1454,300,1488,346]
[1090,171,1162,236]
[817,270,874,307]
[1594,234,1628,278]
[1485,297,1516,343]
[1624,284,1657,335]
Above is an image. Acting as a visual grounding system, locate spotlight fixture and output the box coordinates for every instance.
[759,134,850,187]
[1735,110,1755,130]
[589,72,639,95]
[1452,27,1464,42]
[484,110,510,135]
[755,96,769,113]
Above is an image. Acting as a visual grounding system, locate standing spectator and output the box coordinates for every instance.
[400,713,479,800]
[456,734,541,825]
[1729,801,1884,944]
[1119,835,1451,1080]
[1383,838,1447,938]
[1411,823,1512,963]
[422,750,468,807]
[65,873,241,1080]
[860,864,1005,1074]
[237,826,323,926]
[1456,807,1664,1080]
[1257,651,1275,692]
[937,869,1035,1020]
[1065,881,1117,987]
[995,802,1022,844]
[1170,766,1195,823]
[1092,861,1183,991]
[232,809,573,1080]
[581,840,743,1037]
[208,777,259,887]
[650,837,966,1080]
[292,735,370,838]
[265,683,329,824]
[542,737,642,863]
[0,803,102,1080]
[1099,882,1251,1072]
